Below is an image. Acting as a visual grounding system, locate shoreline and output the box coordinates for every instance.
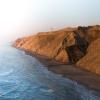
[24,50,100,92]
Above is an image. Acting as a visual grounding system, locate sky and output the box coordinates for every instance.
[0,0,100,44]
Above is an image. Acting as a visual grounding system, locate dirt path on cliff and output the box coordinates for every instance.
[25,51,100,92]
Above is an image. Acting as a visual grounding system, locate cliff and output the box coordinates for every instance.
[14,25,100,75]
[76,38,100,75]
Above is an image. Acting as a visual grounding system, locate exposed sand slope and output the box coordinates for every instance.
[77,38,100,75]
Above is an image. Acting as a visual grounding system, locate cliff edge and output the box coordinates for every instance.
[14,25,100,75]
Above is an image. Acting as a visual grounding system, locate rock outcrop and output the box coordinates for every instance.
[14,25,100,75]
[14,28,88,63]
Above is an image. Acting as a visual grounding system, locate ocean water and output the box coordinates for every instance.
[0,45,99,100]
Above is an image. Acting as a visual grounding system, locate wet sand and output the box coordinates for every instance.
[25,50,100,92]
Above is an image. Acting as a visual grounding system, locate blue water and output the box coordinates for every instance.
[0,45,99,100]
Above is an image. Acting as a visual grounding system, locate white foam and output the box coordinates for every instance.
[0,69,13,76]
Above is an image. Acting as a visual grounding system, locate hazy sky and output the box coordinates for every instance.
[0,0,100,44]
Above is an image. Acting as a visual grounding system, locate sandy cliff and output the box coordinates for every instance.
[14,25,100,75]
[76,38,100,75]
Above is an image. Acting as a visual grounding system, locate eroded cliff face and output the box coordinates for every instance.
[14,25,100,75]
[14,28,87,63]
[76,38,100,75]
[14,31,70,63]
